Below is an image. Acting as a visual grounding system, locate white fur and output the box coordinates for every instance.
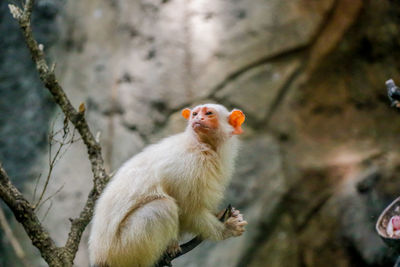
[88,104,240,267]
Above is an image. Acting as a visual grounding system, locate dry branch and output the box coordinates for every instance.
[0,0,109,265]
[34,119,78,211]
[0,164,66,265]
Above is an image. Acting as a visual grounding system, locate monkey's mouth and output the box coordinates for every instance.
[192,122,209,130]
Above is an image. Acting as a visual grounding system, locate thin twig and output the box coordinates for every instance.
[34,130,60,208]
[32,173,42,203]
[41,200,53,222]
[34,121,72,209]
[36,184,65,212]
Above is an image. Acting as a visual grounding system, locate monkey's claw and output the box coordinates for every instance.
[166,241,182,257]
[224,208,247,238]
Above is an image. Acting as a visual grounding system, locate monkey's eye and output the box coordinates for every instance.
[205,111,213,115]
[192,112,198,116]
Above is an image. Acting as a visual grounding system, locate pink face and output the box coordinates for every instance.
[189,106,219,135]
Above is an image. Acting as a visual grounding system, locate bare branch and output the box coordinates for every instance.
[34,128,63,209]
[0,164,65,265]
[36,184,64,212]
[32,173,42,203]
[2,0,110,264]
[34,119,74,210]
[41,200,53,222]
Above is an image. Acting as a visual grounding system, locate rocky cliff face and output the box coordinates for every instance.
[2,0,400,266]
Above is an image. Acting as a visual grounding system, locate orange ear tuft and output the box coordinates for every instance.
[181,108,191,120]
[229,109,245,135]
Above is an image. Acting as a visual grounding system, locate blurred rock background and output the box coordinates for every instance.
[2,0,400,266]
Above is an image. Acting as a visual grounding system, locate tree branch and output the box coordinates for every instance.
[2,0,110,265]
[0,164,66,265]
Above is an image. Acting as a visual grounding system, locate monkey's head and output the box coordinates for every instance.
[181,104,245,145]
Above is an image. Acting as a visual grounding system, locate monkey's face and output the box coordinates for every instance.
[189,106,219,136]
[181,104,245,145]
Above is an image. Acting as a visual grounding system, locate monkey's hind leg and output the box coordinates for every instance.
[108,196,179,267]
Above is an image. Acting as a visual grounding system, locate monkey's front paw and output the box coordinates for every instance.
[166,240,182,257]
[224,209,247,238]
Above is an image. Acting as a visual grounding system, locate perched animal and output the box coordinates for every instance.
[88,103,247,267]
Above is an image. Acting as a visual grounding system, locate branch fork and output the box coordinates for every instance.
[0,1,109,266]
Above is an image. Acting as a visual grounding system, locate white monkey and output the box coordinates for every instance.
[88,103,247,267]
